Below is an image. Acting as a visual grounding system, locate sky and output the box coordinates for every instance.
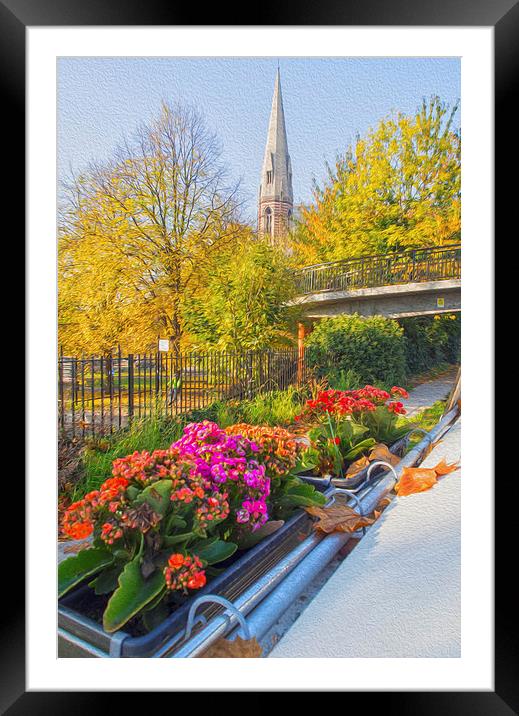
[58,57,460,222]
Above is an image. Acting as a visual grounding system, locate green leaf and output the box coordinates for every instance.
[165,514,187,533]
[235,520,284,549]
[141,587,167,613]
[293,449,319,474]
[280,481,327,508]
[195,539,238,566]
[135,479,173,516]
[343,438,376,460]
[126,486,140,500]
[90,564,123,595]
[163,531,195,547]
[280,492,327,508]
[142,599,170,632]
[103,555,166,633]
[58,548,114,598]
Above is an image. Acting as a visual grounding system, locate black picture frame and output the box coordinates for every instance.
[9,0,506,709]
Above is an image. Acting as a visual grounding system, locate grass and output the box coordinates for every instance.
[75,415,187,499]
[237,386,307,427]
[404,399,447,451]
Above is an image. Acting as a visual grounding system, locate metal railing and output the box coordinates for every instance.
[58,347,307,438]
[293,244,461,295]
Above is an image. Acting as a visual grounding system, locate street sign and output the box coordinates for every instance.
[158,339,170,352]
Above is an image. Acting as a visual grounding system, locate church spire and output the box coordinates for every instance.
[258,68,293,240]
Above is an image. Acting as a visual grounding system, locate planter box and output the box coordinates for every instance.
[58,484,330,658]
[58,435,411,657]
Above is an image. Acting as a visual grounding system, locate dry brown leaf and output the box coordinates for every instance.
[345,455,370,476]
[305,504,375,534]
[201,636,263,658]
[433,458,459,476]
[368,443,400,466]
[373,496,392,519]
[62,539,91,554]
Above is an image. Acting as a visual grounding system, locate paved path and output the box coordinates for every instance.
[269,417,461,658]
[402,368,458,417]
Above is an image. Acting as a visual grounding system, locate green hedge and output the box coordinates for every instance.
[400,314,460,375]
[305,314,407,387]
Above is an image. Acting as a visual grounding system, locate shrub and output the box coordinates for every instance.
[326,368,363,390]
[305,314,407,387]
[400,314,460,375]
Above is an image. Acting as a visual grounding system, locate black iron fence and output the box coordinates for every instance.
[293,244,461,295]
[58,347,307,437]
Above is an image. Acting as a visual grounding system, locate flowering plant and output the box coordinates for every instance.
[295,386,411,476]
[225,424,300,481]
[225,423,327,520]
[59,420,325,632]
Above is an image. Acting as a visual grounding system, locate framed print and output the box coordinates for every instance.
[6,0,509,708]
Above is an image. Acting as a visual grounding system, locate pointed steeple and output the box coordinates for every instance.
[258,69,293,239]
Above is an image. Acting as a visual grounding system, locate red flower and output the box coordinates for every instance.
[388,401,406,415]
[187,572,207,590]
[391,386,409,399]
[168,553,185,569]
[164,552,206,593]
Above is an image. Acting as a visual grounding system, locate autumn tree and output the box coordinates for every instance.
[59,102,243,353]
[182,234,300,351]
[291,97,460,265]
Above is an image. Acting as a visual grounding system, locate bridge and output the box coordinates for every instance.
[292,244,461,320]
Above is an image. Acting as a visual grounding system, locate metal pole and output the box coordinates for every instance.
[170,530,326,658]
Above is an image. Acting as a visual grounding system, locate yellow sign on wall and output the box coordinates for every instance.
[437,297,445,308]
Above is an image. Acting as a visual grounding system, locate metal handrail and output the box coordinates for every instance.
[293,243,461,295]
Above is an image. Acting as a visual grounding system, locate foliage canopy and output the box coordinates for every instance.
[291,97,461,264]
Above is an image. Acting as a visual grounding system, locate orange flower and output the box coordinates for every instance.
[65,520,93,540]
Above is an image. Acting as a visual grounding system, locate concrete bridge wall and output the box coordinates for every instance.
[294,279,461,320]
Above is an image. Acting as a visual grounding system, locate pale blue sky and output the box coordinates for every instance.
[58,57,460,221]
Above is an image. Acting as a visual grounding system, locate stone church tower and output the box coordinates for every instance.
[258,69,293,240]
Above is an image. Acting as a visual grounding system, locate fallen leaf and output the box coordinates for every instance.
[395,456,460,497]
[368,443,400,466]
[395,467,438,496]
[345,455,370,476]
[433,458,459,476]
[201,635,262,658]
[305,504,375,534]
[373,496,392,519]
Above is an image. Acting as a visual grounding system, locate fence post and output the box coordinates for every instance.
[128,354,134,423]
[297,324,306,386]
[58,346,64,433]
[155,350,160,408]
[247,351,254,399]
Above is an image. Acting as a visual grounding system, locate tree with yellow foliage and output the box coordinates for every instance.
[183,234,300,351]
[59,102,244,354]
[291,97,460,265]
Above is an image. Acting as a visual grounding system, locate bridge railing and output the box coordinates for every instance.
[293,244,461,295]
